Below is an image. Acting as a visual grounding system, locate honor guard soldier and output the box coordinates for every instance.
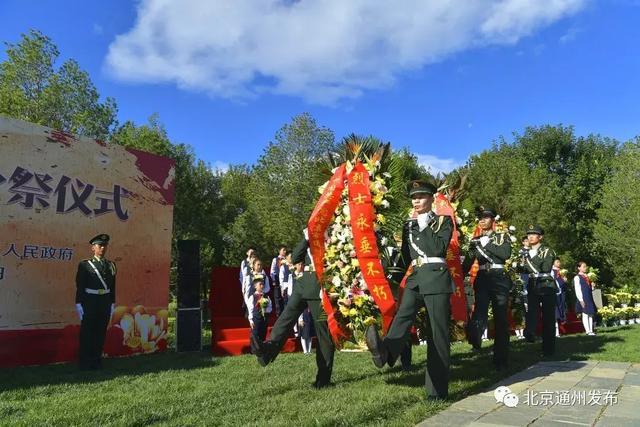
[251,231,335,389]
[366,180,453,400]
[522,225,557,356]
[463,207,513,370]
[75,234,116,370]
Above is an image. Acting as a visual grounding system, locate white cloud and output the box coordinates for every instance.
[105,0,585,105]
[416,154,463,176]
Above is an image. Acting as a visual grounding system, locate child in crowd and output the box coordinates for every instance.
[243,258,270,312]
[247,277,272,344]
[299,307,314,354]
[574,261,596,336]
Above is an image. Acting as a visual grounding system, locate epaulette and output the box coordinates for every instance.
[430,215,445,233]
[540,247,549,259]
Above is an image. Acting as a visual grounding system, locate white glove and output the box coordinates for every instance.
[75,303,84,321]
[479,236,490,247]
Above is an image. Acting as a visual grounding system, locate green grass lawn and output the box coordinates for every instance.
[2,326,639,426]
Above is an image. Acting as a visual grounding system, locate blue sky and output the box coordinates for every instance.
[1,0,639,174]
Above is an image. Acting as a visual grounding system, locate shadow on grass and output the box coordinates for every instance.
[385,330,627,401]
[0,350,220,393]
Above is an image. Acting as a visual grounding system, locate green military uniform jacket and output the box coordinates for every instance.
[291,239,322,300]
[521,244,556,295]
[462,231,512,275]
[463,231,513,289]
[75,257,117,304]
[401,214,454,295]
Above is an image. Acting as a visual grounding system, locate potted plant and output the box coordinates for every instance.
[597,306,613,327]
[617,307,627,325]
[605,293,619,308]
[617,292,632,308]
[609,308,620,326]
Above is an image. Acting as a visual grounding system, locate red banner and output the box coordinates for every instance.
[433,193,468,322]
[307,164,351,343]
[347,162,396,332]
[469,225,483,285]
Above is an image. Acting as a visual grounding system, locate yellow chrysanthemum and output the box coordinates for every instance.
[364,316,377,326]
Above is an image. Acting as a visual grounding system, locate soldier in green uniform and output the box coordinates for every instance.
[251,232,335,388]
[522,225,557,356]
[366,180,453,400]
[75,234,116,370]
[462,207,512,370]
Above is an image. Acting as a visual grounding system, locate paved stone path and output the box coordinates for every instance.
[419,360,640,426]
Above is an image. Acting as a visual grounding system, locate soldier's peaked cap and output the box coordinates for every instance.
[477,206,497,219]
[526,224,544,235]
[407,180,437,197]
[89,234,110,245]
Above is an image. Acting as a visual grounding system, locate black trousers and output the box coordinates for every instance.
[266,291,334,386]
[470,274,511,367]
[525,291,557,356]
[272,284,284,316]
[384,288,450,398]
[251,315,268,343]
[78,295,111,369]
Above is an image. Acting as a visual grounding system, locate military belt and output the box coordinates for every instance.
[411,256,446,267]
[478,263,504,271]
[85,288,110,295]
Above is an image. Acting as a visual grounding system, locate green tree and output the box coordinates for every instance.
[112,115,225,295]
[0,30,117,139]
[220,165,256,265]
[242,113,337,258]
[465,142,569,253]
[464,125,619,281]
[594,140,640,291]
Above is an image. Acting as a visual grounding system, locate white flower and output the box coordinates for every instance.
[342,204,350,216]
[509,225,516,232]
[495,215,501,221]
[462,209,469,217]
[381,200,390,209]
[510,235,517,243]
[332,275,342,288]
[456,216,463,225]
[381,237,388,246]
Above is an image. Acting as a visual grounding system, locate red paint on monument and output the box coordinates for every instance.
[125,147,175,205]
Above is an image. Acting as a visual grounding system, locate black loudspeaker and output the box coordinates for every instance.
[177,240,200,309]
[177,240,202,352]
[177,309,202,352]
